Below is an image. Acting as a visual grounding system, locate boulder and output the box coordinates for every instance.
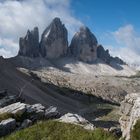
[20,119,32,129]
[0,118,16,137]
[27,103,45,113]
[59,113,94,130]
[40,17,68,59]
[45,106,61,119]
[18,27,40,57]
[26,103,45,121]
[0,102,26,115]
[119,93,140,140]
[70,26,98,63]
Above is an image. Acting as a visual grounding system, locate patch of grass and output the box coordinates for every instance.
[130,119,140,140]
[0,120,118,140]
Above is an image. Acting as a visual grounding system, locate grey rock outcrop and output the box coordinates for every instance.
[97,45,125,65]
[40,17,68,59]
[18,27,39,57]
[45,106,61,119]
[20,119,32,129]
[97,45,111,64]
[27,103,45,113]
[119,93,140,140]
[70,26,98,63]
[0,118,16,137]
[27,103,46,121]
[0,102,45,121]
[0,102,26,115]
[59,113,95,130]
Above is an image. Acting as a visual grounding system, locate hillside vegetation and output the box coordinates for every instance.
[0,120,117,140]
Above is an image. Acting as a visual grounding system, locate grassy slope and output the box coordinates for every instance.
[1,120,118,140]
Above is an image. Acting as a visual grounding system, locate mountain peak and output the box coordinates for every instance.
[70,26,98,62]
[40,17,68,59]
[52,17,62,24]
[79,26,90,32]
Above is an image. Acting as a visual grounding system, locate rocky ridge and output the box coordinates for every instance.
[0,94,94,137]
[18,17,124,65]
[119,93,140,140]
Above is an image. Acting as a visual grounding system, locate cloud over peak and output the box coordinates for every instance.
[108,24,140,68]
[0,0,82,58]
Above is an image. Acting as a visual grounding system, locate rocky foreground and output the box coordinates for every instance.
[0,93,94,137]
[0,92,140,139]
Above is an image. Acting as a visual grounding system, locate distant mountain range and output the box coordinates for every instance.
[17,17,125,66]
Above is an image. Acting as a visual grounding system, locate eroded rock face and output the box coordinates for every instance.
[70,26,98,63]
[119,93,140,140]
[40,17,68,59]
[18,27,39,57]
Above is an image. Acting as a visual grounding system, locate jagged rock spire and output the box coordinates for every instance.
[40,17,68,59]
[18,27,39,57]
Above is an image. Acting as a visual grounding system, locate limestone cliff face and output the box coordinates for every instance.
[119,93,140,140]
[18,27,39,57]
[70,26,98,63]
[40,18,68,59]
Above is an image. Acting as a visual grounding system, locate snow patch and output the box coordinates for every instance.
[45,30,50,38]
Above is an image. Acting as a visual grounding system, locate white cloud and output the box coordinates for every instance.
[0,0,82,58]
[105,24,140,67]
[113,25,140,54]
[0,38,18,57]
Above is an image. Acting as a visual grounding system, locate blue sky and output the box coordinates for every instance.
[71,0,140,44]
